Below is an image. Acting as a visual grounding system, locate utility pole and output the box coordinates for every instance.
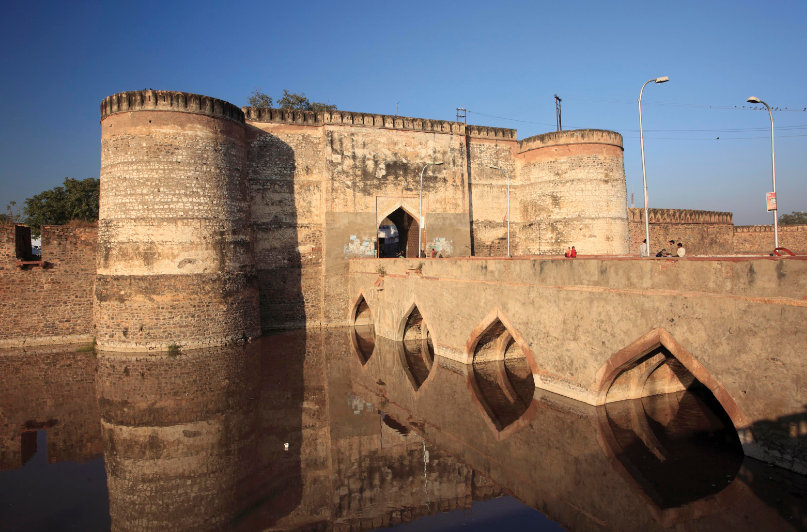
[554,95,562,131]
[456,107,467,124]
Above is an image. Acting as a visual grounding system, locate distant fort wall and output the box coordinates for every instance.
[0,223,96,348]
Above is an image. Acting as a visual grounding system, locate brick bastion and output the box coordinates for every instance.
[348,255,807,474]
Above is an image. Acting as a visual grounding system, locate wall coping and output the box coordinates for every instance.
[101,90,245,124]
[628,208,733,225]
[243,106,517,140]
[735,224,807,233]
[518,129,623,153]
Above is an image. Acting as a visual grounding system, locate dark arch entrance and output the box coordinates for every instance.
[379,207,419,258]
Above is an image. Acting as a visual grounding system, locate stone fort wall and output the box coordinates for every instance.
[0,223,97,348]
[92,89,631,350]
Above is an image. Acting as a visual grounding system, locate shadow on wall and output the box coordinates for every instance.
[246,126,306,331]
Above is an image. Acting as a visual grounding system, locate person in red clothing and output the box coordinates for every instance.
[570,246,577,258]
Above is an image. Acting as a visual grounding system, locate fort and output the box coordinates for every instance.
[0,89,805,477]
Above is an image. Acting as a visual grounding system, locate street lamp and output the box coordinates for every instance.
[419,162,443,257]
[747,96,778,249]
[638,76,669,254]
[489,165,511,257]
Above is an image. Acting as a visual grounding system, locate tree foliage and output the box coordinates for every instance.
[248,89,273,109]
[778,211,807,225]
[23,177,99,236]
[1,201,24,225]
[248,89,337,112]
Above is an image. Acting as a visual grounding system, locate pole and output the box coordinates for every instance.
[764,101,779,248]
[638,79,653,252]
[419,162,443,257]
[507,169,510,257]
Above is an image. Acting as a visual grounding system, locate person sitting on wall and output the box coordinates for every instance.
[656,248,667,257]
[564,247,571,258]
[570,246,577,258]
[639,239,649,257]
[677,242,686,257]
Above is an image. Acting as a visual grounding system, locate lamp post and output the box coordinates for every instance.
[419,162,443,257]
[638,76,669,253]
[489,165,511,257]
[747,96,778,249]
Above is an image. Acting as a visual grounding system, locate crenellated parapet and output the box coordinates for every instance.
[735,224,807,233]
[629,208,733,225]
[242,106,516,139]
[101,90,245,124]
[517,129,623,154]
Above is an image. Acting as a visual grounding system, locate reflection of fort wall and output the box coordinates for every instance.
[96,346,261,531]
[0,346,102,470]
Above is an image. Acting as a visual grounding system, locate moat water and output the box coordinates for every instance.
[1,329,805,531]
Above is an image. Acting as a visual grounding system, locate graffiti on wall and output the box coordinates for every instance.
[425,237,453,257]
[344,234,377,258]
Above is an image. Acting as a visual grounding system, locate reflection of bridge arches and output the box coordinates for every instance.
[378,206,419,258]
[349,292,375,365]
[397,302,434,390]
[466,310,536,435]
[593,328,748,436]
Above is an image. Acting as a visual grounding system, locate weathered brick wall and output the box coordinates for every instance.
[0,346,102,471]
[515,130,629,255]
[628,208,734,256]
[734,224,807,254]
[96,90,260,351]
[0,224,96,347]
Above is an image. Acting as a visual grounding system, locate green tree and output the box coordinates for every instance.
[248,89,273,109]
[24,177,99,236]
[778,211,807,225]
[277,89,337,112]
[1,201,24,224]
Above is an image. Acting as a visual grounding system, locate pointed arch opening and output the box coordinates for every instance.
[349,293,375,365]
[378,206,419,258]
[398,304,434,390]
[467,313,535,433]
[594,328,745,507]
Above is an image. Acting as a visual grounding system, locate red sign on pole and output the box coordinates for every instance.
[766,192,777,211]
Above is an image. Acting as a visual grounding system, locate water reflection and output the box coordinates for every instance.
[0,331,805,531]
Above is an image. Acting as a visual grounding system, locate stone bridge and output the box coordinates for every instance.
[347,255,807,474]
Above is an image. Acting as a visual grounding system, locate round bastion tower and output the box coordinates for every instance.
[515,130,630,255]
[95,90,260,351]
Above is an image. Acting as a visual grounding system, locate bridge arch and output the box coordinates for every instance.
[465,309,538,436]
[396,301,435,390]
[593,328,749,431]
[349,291,375,365]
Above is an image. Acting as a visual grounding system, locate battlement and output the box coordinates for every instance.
[101,90,245,124]
[518,129,623,153]
[735,224,807,233]
[243,106,516,139]
[628,208,733,225]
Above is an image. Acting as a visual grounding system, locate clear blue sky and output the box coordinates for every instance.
[1,0,804,225]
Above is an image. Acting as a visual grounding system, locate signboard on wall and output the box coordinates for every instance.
[766,192,777,211]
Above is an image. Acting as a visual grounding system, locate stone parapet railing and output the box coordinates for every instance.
[243,106,516,139]
[518,129,623,153]
[628,208,733,225]
[101,90,245,124]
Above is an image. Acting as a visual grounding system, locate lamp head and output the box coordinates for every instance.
[433,162,444,166]
[654,76,669,84]
[489,165,499,170]
[747,96,762,104]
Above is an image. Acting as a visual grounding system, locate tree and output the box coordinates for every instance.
[24,177,99,236]
[1,201,24,225]
[249,89,337,112]
[248,89,273,109]
[778,211,807,225]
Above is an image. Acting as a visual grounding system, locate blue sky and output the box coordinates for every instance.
[1,0,804,225]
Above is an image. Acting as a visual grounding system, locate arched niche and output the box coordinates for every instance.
[349,292,375,365]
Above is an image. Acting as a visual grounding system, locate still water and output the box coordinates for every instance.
[0,329,805,531]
